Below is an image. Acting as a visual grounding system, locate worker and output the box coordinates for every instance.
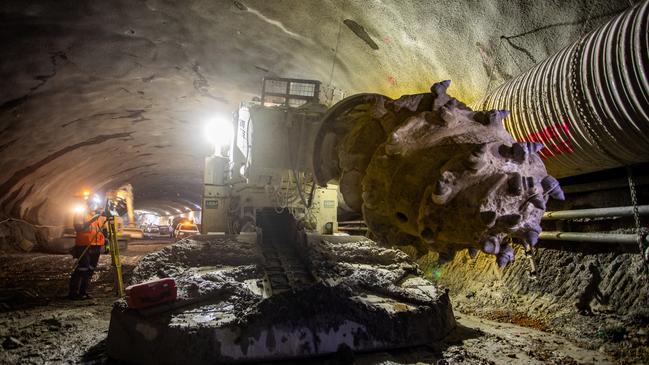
[68,201,106,300]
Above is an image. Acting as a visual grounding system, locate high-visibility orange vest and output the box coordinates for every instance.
[75,213,106,246]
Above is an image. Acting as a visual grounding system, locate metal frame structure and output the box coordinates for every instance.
[260,77,321,107]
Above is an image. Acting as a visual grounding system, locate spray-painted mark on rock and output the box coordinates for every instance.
[521,117,573,159]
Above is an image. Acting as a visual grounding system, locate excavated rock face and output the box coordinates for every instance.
[314,81,564,266]
[435,247,649,364]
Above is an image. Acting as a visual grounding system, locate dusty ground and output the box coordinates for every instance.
[421,247,649,365]
[0,239,170,364]
[0,240,615,365]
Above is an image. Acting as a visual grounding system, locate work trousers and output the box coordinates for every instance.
[69,245,102,296]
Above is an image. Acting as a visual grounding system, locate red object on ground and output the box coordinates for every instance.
[125,278,177,309]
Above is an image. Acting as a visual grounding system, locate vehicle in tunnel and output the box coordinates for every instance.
[170,216,195,237]
[141,224,161,239]
[139,223,156,238]
[142,224,159,234]
[157,224,171,236]
[173,222,199,241]
[106,184,144,241]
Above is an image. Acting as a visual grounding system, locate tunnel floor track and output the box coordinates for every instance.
[257,210,315,295]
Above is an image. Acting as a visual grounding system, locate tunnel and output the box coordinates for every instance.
[0,0,648,364]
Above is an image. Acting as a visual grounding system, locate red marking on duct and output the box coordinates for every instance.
[388,75,397,86]
[522,116,574,159]
[383,36,392,44]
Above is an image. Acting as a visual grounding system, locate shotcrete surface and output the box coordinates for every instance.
[0,0,632,225]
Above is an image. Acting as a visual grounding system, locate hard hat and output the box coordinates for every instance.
[87,199,101,212]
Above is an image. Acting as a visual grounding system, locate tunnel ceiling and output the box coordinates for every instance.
[0,0,630,225]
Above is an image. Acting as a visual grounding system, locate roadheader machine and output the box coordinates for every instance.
[107,4,649,361]
[200,77,560,263]
[107,78,564,364]
[200,78,338,237]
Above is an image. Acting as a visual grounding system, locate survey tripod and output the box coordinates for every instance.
[104,196,126,297]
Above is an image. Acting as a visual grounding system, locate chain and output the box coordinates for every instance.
[525,248,538,280]
[507,234,538,279]
[327,0,346,88]
[627,167,649,276]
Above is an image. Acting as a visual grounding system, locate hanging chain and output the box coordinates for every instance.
[510,233,538,280]
[627,167,649,276]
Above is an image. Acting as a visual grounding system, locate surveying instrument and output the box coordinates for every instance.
[104,193,127,297]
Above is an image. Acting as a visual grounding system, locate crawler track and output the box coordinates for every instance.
[257,210,315,295]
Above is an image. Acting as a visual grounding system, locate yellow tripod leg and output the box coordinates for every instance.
[109,218,125,297]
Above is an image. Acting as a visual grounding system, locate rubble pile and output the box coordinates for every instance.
[107,234,456,364]
[0,242,620,364]
[130,233,263,283]
[435,247,649,363]
[0,219,47,253]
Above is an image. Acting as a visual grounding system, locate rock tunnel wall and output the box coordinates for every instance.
[431,247,649,350]
[0,0,631,229]
[438,248,648,318]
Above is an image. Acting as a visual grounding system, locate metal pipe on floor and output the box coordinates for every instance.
[543,205,649,220]
[539,231,648,245]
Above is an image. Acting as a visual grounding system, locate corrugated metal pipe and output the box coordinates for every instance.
[477,1,649,178]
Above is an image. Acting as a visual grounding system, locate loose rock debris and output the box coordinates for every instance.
[107,234,456,364]
[0,238,617,364]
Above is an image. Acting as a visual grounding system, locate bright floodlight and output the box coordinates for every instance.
[204,117,234,152]
[92,194,102,204]
[73,205,86,214]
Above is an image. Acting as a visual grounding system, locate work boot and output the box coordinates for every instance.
[78,272,92,299]
[67,271,82,299]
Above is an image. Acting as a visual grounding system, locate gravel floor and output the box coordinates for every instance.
[0,240,616,365]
